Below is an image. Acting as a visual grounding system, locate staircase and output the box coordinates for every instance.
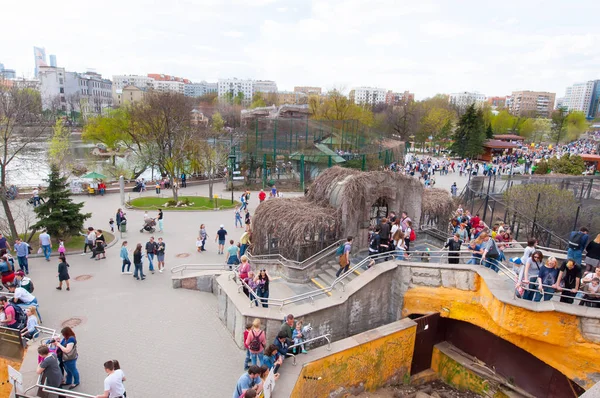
[310,258,363,295]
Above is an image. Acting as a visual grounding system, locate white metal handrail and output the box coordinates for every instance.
[236,249,473,310]
[170,263,235,276]
[247,239,344,270]
[285,333,332,365]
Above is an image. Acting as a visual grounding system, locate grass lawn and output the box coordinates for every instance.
[20,231,115,253]
[129,196,239,210]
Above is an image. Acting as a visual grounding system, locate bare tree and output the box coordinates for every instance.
[190,126,228,200]
[0,85,49,238]
[129,92,196,201]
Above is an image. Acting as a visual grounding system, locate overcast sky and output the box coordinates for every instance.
[1,0,599,99]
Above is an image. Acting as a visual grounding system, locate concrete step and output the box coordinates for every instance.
[318,271,336,286]
[323,267,340,280]
[310,276,332,296]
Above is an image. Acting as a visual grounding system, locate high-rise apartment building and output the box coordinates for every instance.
[562,80,600,119]
[218,78,254,102]
[294,86,322,95]
[254,80,278,93]
[448,91,486,109]
[184,81,218,97]
[147,74,190,94]
[350,87,387,105]
[508,91,555,118]
[0,63,16,79]
[112,75,155,91]
[33,46,47,78]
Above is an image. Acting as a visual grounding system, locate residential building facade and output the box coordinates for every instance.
[184,81,218,97]
[254,80,278,93]
[385,90,414,106]
[508,90,556,118]
[449,91,486,109]
[278,91,307,105]
[112,75,155,91]
[351,87,387,105]
[0,63,16,79]
[562,80,600,119]
[113,85,146,107]
[294,86,322,95]
[487,96,507,109]
[39,66,112,117]
[218,78,254,102]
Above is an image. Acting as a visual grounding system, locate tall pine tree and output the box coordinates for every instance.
[450,104,486,159]
[32,164,91,240]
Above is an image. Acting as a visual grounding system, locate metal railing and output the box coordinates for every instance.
[22,381,95,398]
[285,333,332,365]
[235,249,469,311]
[170,263,236,276]
[247,239,344,270]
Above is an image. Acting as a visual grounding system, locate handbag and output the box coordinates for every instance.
[37,247,42,255]
[339,255,348,267]
[62,342,78,361]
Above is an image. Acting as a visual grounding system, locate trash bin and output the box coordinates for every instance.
[120,221,127,233]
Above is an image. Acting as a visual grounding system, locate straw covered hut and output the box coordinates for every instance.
[420,188,455,228]
[252,166,425,258]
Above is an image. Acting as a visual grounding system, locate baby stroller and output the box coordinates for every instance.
[132,182,143,192]
[140,218,156,233]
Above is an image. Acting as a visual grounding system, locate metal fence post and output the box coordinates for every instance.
[573,205,581,232]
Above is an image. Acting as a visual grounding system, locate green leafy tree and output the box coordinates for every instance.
[548,154,586,175]
[491,110,516,134]
[250,92,267,108]
[485,123,494,139]
[32,164,91,240]
[211,112,225,133]
[83,108,130,164]
[518,118,535,139]
[449,104,486,158]
[551,108,568,145]
[312,90,374,126]
[565,111,588,142]
[48,119,72,172]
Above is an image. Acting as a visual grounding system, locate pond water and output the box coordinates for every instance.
[4,132,153,187]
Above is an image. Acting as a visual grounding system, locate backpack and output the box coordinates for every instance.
[487,240,499,258]
[23,279,34,293]
[248,330,263,352]
[335,243,345,256]
[568,232,584,250]
[409,229,416,242]
[7,303,27,330]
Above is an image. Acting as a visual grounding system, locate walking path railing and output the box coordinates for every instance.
[247,239,344,270]
[285,333,332,365]
[170,263,235,276]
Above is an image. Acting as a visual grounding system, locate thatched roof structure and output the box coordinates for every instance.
[252,197,340,258]
[420,188,455,227]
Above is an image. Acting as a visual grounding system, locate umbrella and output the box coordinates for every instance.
[81,171,107,180]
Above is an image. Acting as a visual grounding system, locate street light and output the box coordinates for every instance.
[229,153,236,204]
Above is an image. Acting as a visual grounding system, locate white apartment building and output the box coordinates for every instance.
[218,78,254,102]
[449,91,486,109]
[562,80,600,118]
[39,66,112,117]
[152,79,185,94]
[184,81,218,97]
[112,74,155,91]
[254,80,278,93]
[351,87,387,105]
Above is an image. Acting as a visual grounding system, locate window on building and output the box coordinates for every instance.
[60,88,64,94]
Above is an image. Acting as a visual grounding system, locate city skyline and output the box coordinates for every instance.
[2,0,599,99]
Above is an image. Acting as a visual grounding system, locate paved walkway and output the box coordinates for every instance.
[17,183,289,397]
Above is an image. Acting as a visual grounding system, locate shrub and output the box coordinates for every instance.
[533,160,550,175]
[547,154,586,175]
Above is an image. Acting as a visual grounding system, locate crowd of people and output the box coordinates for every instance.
[233,314,306,397]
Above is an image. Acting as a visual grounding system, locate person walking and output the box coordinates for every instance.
[14,238,30,275]
[444,233,463,264]
[181,172,187,188]
[157,208,164,232]
[258,189,266,203]
[255,269,270,308]
[225,240,240,270]
[39,230,52,262]
[93,230,106,260]
[120,241,132,274]
[245,209,251,231]
[336,237,352,277]
[133,243,146,281]
[56,257,70,291]
[235,206,243,228]
[215,225,228,255]
[156,237,166,273]
[32,187,40,207]
[145,237,157,274]
[85,227,96,257]
[116,209,123,232]
[240,231,251,257]
[56,326,80,390]
[199,224,208,252]
[554,259,582,304]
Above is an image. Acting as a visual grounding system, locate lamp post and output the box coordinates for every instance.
[229,153,236,204]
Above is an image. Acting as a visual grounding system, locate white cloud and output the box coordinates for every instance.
[223,31,245,38]
[420,21,470,38]
[276,7,287,12]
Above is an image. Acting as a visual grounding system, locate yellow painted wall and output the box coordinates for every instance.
[1,356,23,398]
[291,324,416,398]
[402,276,600,389]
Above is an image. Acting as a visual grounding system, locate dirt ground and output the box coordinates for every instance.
[353,380,482,398]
